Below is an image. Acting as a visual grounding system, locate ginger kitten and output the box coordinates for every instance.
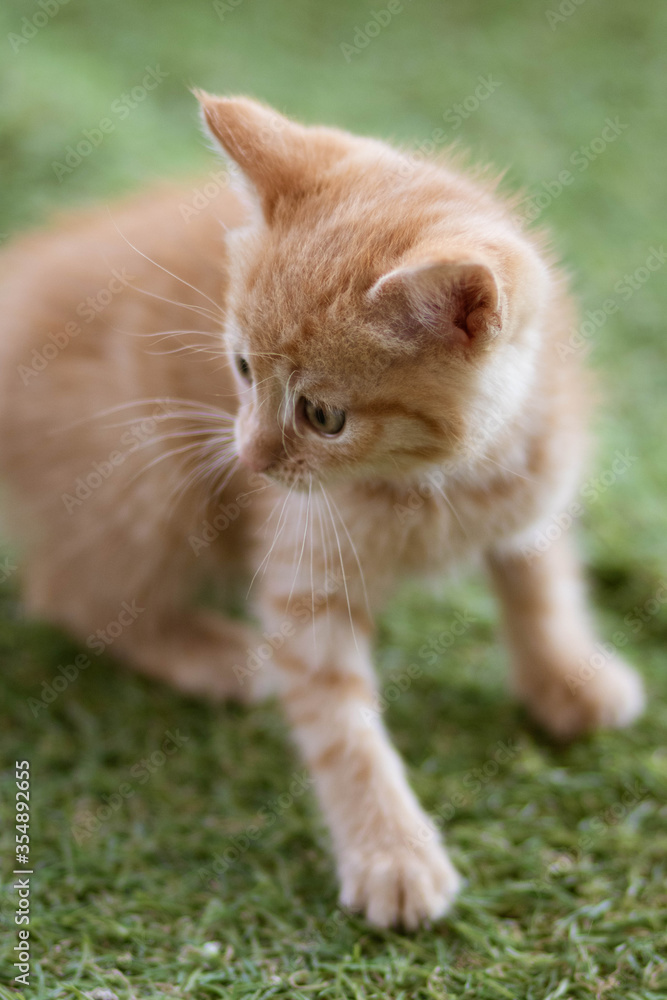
[0,94,644,929]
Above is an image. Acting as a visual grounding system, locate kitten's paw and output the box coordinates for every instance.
[339,837,461,930]
[520,654,645,741]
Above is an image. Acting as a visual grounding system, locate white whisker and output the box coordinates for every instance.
[50,396,233,435]
[321,486,358,652]
[107,212,226,316]
[432,482,468,538]
[247,485,294,597]
[479,453,536,484]
[308,475,316,654]
[121,282,222,324]
[327,490,371,619]
[287,489,309,613]
[126,438,221,486]
[164,447,238,521]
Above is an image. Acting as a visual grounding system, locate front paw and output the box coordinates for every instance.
[518,653,645,741]
[339,832,461,930]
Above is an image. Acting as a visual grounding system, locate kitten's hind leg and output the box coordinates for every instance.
[487,532,645,740]
[21,532,267,704]
[109,609,266,703]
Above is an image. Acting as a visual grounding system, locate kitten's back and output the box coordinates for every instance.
[0,181,248,622]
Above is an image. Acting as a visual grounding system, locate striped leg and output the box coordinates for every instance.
[269,605,461,929]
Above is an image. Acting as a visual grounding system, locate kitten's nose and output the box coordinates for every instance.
[238,441,277,474]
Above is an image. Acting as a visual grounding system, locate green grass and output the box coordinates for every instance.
[1,0,666,997]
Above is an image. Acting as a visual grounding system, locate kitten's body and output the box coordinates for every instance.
[0,97,644,929]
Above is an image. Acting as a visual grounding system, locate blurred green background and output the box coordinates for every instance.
[1,1,665,998]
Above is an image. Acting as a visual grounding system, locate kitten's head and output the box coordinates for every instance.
[198,93,549,490]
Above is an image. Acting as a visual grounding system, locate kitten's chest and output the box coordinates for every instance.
[362,485,482,578]
[251,464,548,617]
[345,470,540,585]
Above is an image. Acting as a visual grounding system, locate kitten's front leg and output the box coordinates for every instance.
[267,607,461,929]
[488,532,645,740]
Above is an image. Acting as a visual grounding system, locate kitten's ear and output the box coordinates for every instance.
[194,91,339,222]
[368,259,502,347]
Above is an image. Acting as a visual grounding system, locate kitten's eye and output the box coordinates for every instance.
[236,356,252,381]
[304,399,346,436]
